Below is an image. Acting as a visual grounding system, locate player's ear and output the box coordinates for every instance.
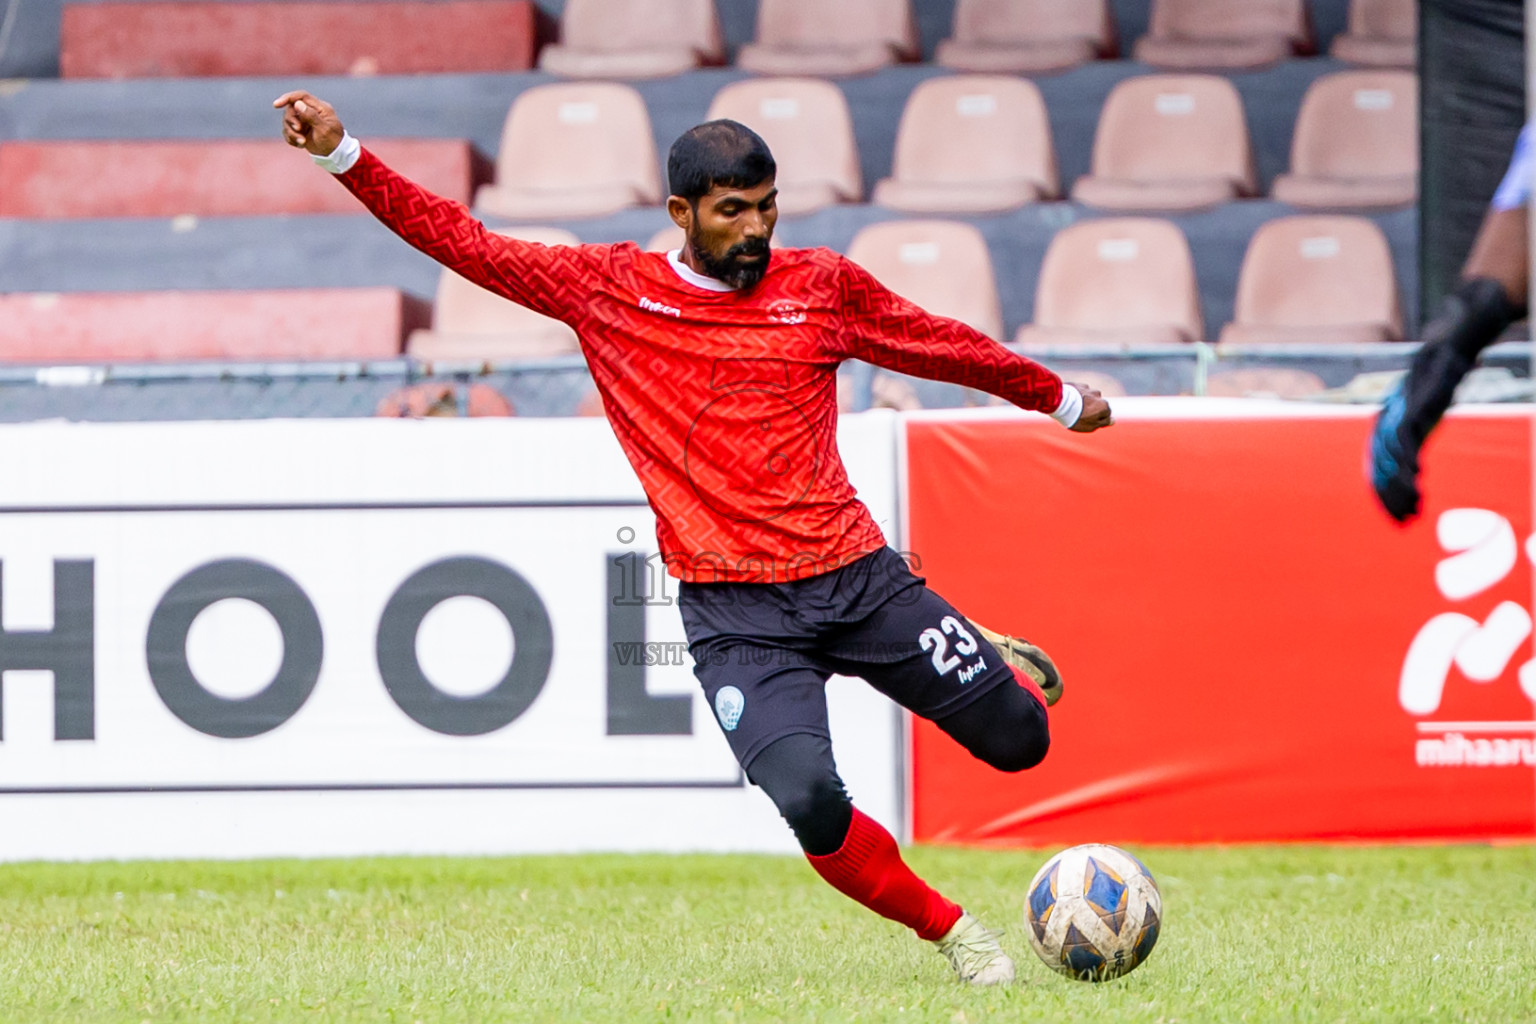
[666,195,694,232]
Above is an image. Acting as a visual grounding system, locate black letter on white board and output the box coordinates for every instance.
[146,559,322,739]
[0,560,95,741]
[606,553,690,735]
[376,557,552,736]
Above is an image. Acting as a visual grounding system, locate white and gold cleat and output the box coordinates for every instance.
[933,912,1015,986]
[973,623,1063,707]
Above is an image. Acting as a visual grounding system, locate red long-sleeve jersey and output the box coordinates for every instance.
[337,147,1067,582]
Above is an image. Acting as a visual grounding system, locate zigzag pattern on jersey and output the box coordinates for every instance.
[337,150,1060,582]
[586,323,879,584]
[341,149,595,324]
[834,257,1062,413]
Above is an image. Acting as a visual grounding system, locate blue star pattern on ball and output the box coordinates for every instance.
[1024,844,1163,982]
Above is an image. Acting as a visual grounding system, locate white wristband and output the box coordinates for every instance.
[312,131,361,175]
[1049,380,1083,428]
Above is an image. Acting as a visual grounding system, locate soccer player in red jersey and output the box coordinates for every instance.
[276,91,1113,985]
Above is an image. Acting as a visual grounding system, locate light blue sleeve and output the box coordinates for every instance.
[1491,123,1535,211]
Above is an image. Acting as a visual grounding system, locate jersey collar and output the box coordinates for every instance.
[666,249,738,293]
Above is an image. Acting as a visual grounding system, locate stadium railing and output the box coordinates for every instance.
[0,343,1526,422]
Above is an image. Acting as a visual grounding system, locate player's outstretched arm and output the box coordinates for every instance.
[272,91,588,322]
[1067,385,1113,432]
[274,90,345,156]
[834,256,1112,431]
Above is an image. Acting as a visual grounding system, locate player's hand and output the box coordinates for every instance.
[1068,383,1114,433]
[273,90,345,157]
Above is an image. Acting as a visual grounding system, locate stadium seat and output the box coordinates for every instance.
[1016,218,1204,345]
[1062,369,1129,398]
[476,83,662,220]
[737,0,920,76]
[1133,0,1314,70]
[0,139,489,218]
[61,0,539,77]
[872,76,1058,214]
[972,368,1128,403]
[1331,0,1417,68]
[0,288,425,362]
[1072,75,1257,212]
[868,373,925,410]
[1271,71,1418,210]
[1203,367,1327,398]
[845,220,1004,340]
[935,0,1117,74]
[408,227,583,364]
[539,0,725,79]
[1219,215,1403,345]
[647,225,688,252]
[375,383,515,417]
[704,79,861,216]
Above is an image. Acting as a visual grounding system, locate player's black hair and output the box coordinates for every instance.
[667,120,777,203]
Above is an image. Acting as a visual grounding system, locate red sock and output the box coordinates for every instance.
[1009,663,1049,713]
[805,807,962,940]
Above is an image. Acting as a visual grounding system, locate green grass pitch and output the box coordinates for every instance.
[1,844,1532,1022]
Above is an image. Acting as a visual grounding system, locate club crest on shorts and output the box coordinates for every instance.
[715,686,746,731]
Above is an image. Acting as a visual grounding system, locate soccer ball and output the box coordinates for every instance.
[1024,843,1162,981]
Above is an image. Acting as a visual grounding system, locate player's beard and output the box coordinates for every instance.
[693,231,772,290]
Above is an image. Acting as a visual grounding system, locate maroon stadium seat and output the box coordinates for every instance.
[375,383,516,417]
[0,140,489,219]
[873,75,1058,214]
[704,79,861,216]
[476,83,662,220]
[1219,215,1403,345]
[646,225,688,253]
[0,289,427,362]
[1271,71,1418,210]
[1134,0,1315,70]
[1331,0,1417,68]
[1062,370,1129,398]
[737,0,920,76]
[1072,74,1257,212]
[61,1,539,78]
[1016,218,1204,346]
[845,220,1005,341]
[408,227,583,364]
[936,0,1117,75]
[539,0,725,79]
[1203,368,1327,398]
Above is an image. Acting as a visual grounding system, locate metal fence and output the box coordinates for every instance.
[0,343,1528,422]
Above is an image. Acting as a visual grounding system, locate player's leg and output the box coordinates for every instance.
[680,570,1011,984]
[1369,127,1531,522]
[819,551,1053,775]
[930,664,1051,772]
[746,733,967,943]
[807,554,1054,982]
[968,623,1064,706]
[748,730,1012,985]
[688,646,1006,982]
[745,731,851,855]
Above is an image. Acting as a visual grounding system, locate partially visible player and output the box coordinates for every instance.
[274,91,1113,986]
[1369,124,1531,522]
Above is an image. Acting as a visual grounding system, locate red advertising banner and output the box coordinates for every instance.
[905,403,1535,844]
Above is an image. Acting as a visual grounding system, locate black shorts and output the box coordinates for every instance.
[678,545,1016,767]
